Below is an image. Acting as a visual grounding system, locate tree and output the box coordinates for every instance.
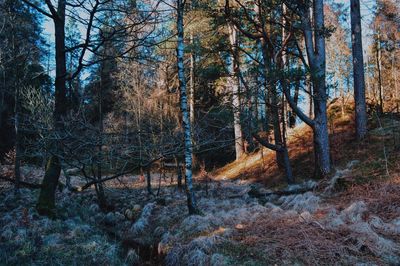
[284,0,332,178]
[368,0,400,113]
[177,0,199,214]
[350,0,368,140]
[0,0,49,192]
[227,22,244,160]
[224,0,294,183]
[22,0,127,215]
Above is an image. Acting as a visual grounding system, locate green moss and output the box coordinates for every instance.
[37,156,61,217]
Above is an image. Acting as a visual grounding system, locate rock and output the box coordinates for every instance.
[125,249,140,265]
[210,253,230,266]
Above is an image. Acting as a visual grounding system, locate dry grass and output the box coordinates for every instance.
[213,112,400,190]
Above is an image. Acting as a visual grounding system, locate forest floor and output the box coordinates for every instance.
[1,113,400,265]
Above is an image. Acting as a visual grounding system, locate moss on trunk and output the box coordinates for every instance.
[37,156,61,216]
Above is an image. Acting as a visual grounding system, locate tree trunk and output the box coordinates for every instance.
[96,65,106,209]
[175,156,182,189]
[289,78,300,128]
[37,0,67,215]
[308,80,313,118]
[37,156,61,216]
[305,0,331,178]
[228,23,244,160]
[376,33,384,114]
[177,0,198,214]
[189,34,195,125]
[253,134,294,184]
[146,167,153,195]
[350,0,367,140]
[14,83,21,194]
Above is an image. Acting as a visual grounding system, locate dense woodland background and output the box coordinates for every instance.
[0,0,400,265]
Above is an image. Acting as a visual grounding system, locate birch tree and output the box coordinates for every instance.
[177,0,199,214]
[227,22,244,160]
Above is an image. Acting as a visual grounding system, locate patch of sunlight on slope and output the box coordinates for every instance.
[214,123,310,181]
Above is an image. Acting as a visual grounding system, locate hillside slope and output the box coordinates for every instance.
[1,113,400,265]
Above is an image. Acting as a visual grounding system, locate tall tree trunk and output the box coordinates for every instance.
[228,23,244,160]
[177,0,198,214]
[146,167,153,195]
[189,35,195,125]
[308,79,313,118]
[96,67,106,209]
[14,79,21,194]
[37,0,67,215]
[254,0,288,172]
[376,33,384,113]
[350,0,367,140]
[315,0,330,177]
[11,19,21,194]
[305,0,331,178]
[289,77,300,128]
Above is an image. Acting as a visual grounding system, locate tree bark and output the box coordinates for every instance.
[350,0,368,140]
[289,77,300,128]
[96,63,107,209]
[37,0,67,215]
[37,156,61,216]
[14,80,21,194]
[376,33,384,114]
[253,134,294,184]
[177,0,199,214]
[228,23,244,160]
[189,35,195,125]
[284,0,331,178]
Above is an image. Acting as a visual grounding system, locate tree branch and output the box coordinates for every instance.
[0,175,42,189]
[21,0,54,19]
